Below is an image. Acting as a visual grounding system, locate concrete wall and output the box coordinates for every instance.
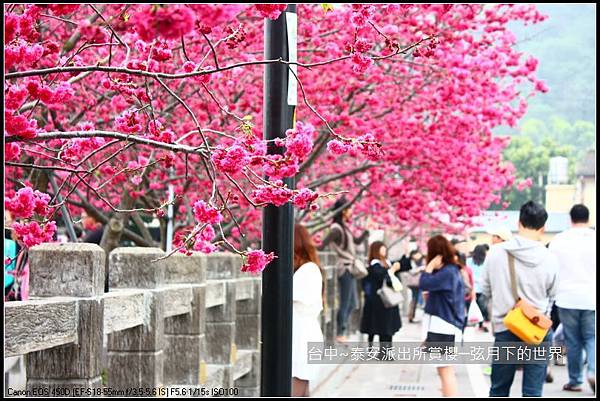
[545,184,577,213]
[579,177,596,227]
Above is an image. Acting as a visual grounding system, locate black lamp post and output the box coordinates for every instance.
[261,4,297,397]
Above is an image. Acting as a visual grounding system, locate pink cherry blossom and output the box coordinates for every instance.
[5,143,21,161]
[516,178,533,191]
[292,188,319,209]
[327,139,352,155]
[255,4,287,20]
[251,185,293,206]
[241,249,276,275]
[211,143,251,175]
[5,112,38,139]
[115,109,143,134]
[134,5,195,42]
[3,4,550,273]
[192,200,223,225]
[5,187,51,219]
[534,80,549,93]
[12,220,57,248]
[351,53,374,74]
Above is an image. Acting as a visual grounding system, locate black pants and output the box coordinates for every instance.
[550,302,560,331]
[368,334,392,347]
[476,293,490,322]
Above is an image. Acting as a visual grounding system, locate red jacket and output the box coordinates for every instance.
[462,264,475,301]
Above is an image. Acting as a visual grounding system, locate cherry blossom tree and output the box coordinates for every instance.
[4,4,548,274]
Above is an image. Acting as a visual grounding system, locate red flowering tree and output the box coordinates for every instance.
[4,4,548,273]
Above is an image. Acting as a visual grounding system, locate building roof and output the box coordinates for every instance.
[576,149,595,177]
[469,211,571,234]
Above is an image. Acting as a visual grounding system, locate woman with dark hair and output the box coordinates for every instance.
[360,241,402,351]
[467,244,490,331]
[292,225,325,397]
[420,235,465,397]
[318,197,369,342]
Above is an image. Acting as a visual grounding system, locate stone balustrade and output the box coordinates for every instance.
[4,244,261,397]
[4,245,357,397]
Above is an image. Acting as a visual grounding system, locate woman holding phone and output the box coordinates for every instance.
[419,235,466,397]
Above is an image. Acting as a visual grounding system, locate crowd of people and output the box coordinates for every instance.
[5,193,595,398]
[291,198,596,398]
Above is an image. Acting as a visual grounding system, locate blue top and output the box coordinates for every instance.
[466,257,484,293]
[419,264,465,330]
[4,238,17,288]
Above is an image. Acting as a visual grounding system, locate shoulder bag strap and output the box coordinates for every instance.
[507,252,519,302]
[330,224,354,261]
[387,269,402,292]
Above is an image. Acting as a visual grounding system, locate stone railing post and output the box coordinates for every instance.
[25,243,105,393]
[204,253,238,388]
[233,277,261,396]
[106,247,166,391]
[163,253,207,386]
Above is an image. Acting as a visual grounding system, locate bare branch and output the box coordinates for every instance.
[305,163,380,190]
[7,131,210,157]
[6,37,434,81]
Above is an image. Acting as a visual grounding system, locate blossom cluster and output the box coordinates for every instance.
[255,4,288,20]
[5,187,56,248]
[133,5,195,42]
[516,178,533,191]
[326,133,382,161]
[115,109,143,134]
[241,249,276,275]
[192,200,224,225]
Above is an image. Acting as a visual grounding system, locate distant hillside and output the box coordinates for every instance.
[492,4,596,210]
[510,4,596,125]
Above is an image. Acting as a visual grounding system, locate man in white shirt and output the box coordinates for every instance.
[549,204,596,394]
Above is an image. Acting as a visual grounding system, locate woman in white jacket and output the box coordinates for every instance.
[292,225,325,397]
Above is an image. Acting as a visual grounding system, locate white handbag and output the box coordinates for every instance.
[467,299,484,325]
[348,257,368,279]
[377,270,404,308]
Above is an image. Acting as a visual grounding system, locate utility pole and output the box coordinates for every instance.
[261,4,297,397]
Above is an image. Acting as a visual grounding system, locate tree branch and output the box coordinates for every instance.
[131,211,156,244]
[7,131,210,157]
[305,163,380,190]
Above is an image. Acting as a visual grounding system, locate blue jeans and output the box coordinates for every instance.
[489,330,553,397]
[337,269,357,336]
[558,307,596,385]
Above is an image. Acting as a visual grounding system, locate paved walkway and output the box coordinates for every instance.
[311,308,595,398]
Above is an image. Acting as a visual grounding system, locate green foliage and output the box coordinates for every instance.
[517,117,595,156]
